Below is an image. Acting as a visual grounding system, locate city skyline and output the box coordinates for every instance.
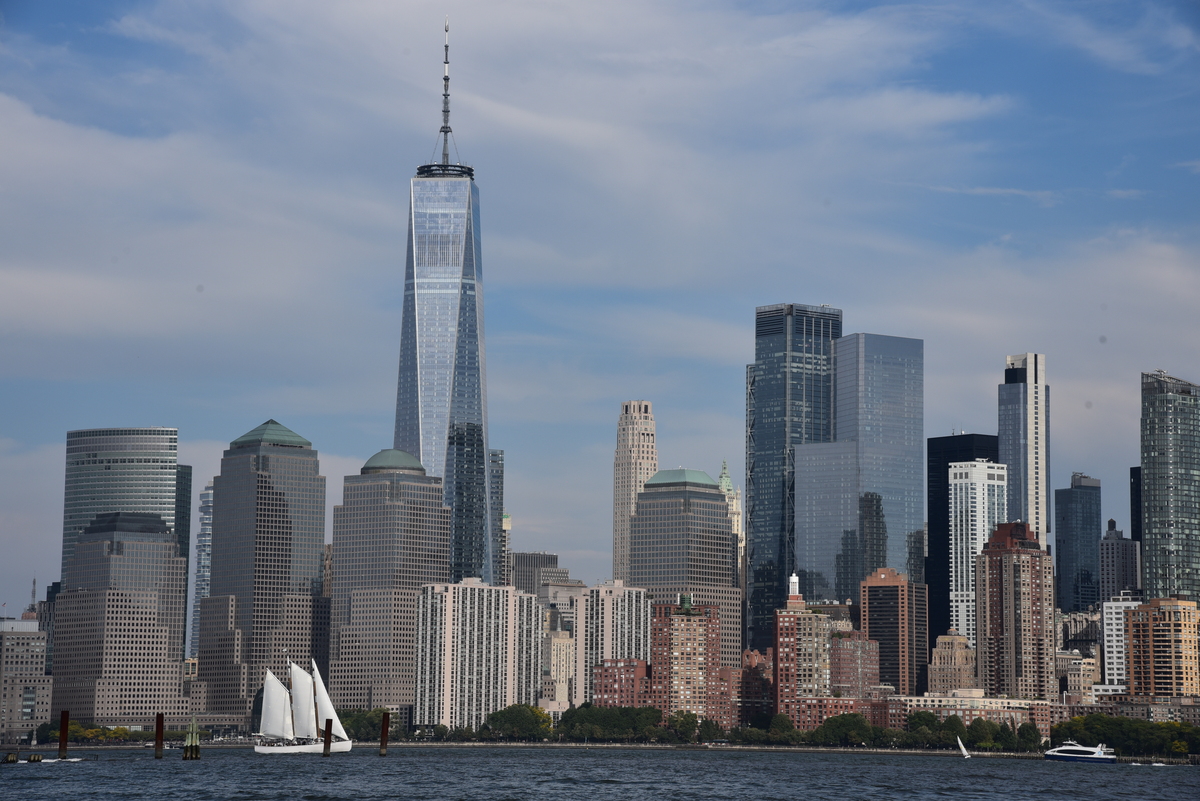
[3,2,1200,605]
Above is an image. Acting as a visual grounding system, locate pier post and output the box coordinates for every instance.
[379,711,389,756]
[58,710,69,759]
[322,718,332,756]
[154,713,164,759]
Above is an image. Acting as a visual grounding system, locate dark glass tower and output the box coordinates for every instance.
[745,303,841,651]
[1055,473,1101,612]
[1140,371,1200,599]
[393,27,496,583]
[925,433,998,646]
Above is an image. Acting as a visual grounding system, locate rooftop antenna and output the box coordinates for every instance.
[441,17,452,165]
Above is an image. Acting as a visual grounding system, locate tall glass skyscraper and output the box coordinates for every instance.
[187,479,214,659]
[1140,371,1200,600]
[745,303,842,651]
[1055,473,1101,613]
[393,28,496,583]
[794,333,924,602]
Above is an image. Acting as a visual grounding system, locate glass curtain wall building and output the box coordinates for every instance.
[794,333,924,603]
[1140,371,1200,600]
[393,33,495,584]
[187,480,214,658]
[1055,473,1102,613]
[746,303,841,651]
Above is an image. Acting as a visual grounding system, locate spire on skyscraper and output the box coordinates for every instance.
[441,18,452,165]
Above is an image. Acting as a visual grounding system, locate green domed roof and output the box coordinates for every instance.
[361,449,425,474]
[645,468,718,487]
[230,419,311,450]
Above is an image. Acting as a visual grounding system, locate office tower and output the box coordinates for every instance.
[539,580,586,634]
[998,353,1050,546]
[948,459,1007,648]
[1140,371,1200,599]
[511,552,561,596]
[716,460,745,592]
[830,630,880,698]
[860,568,928,695]
[488,449,509,585]
[330,449,451,712]
[1099,520,1140,601]
[773,575,833,710]
[0,620,53,741]
[628,469,743,667]
[413,578,540,730]
[927,629,977,694]
[976,522,1056,701]
[1124,597,1200,697]
[61,427,190,581]
[1057,609,1101,657]
[1099,590,1142,690]
[1055,473,1102,613]
[925,434,999,654]
[53,512,189,726]
[573,580,650,706]
[746,303,843,651]
[795,333,924,602]
[198,420,326,721]
[1129,466,1142,542]
[188,480,214,659]
[645,598,727,727]
[393,30,494,585]
[539,629,576,717]
[612,400,658,581]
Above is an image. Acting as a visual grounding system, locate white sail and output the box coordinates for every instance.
[958,735,971,758]
[290,661,319,740]
[311,659,349,741]
[259,670,295,741]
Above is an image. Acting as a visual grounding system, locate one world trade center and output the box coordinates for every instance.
[394,24,498,583]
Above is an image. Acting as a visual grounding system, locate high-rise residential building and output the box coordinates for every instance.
[488,449,508,585]
[1124,597,1199,697]
[998,353,1050,546]
[746,303,842,651]
[1099,520,1140,602]
[774,575,833,711]
[716,461,745,594]
[1055,473,1102,613]
[330,449,451,712]
[976,522,1056,701]
[511,551,562,597]
[830,630,880,698]
[644,598,728,728]
[413,578,540,730]
[1099,590,1143,691]
[612,400,658,582]
[53,512,190,726]
[925,434,999,653]
[948,459,1007,648]
[0,620,53,742]
[61,427,191,584]
[927,629,977,695]
[1139,371,1200,600]
[573,580,650,706]
[795,333,924,603]
[393,31,495,585]
[198,420,326,722]
[860,568,928,696]
[188,479,214,659]
[628,469,742,667]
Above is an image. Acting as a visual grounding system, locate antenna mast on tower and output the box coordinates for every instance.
[441,18,452,165]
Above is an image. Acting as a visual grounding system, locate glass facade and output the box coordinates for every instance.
[393,166,494,583]
[188,480,213,658]
[62,427,189,583]
[1140,371,1200,600]
[746,303,842,651]
[794,333,924,603]
[1054,473,1101,613]
[998,354,1050,544]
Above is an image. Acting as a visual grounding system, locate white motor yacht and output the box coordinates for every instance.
[1043,740,1116,763]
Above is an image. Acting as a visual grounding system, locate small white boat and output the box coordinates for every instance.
[1044,740,1116,763]
[957,735,971,759]
[253,660,352,754]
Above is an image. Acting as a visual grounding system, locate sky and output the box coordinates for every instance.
[1,0,1198,609]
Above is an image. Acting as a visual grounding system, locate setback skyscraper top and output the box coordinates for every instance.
[393,25,495,582]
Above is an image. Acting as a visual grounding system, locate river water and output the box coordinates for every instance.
[4,746,1196,800]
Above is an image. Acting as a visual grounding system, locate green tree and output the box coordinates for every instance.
[768,713,794,734]
[668,711,699,742]
[810,713,874,747]
[1017,722,1043,751]
[907,711,938,732]
[697,718,724,743]
[939,715,967,749]
[485,704,553,741]
[966,717,1000,749]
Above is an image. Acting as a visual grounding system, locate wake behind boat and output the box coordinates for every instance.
[254,660,351,754]
[1043,740,1115,764]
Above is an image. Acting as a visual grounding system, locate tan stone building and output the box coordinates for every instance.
[1125,597,1200,698]
[927,628,977,695]
[612,400,658,582]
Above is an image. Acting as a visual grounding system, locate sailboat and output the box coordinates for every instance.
[958,735,971,759]
[254,660,352,754]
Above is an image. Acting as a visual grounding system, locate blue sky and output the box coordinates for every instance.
[1,1,1198,608]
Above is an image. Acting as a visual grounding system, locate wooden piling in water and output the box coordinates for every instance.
[322,718,332,756]
[380,711,390,757]
[58,710,69,759]
[154,713,164,759]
